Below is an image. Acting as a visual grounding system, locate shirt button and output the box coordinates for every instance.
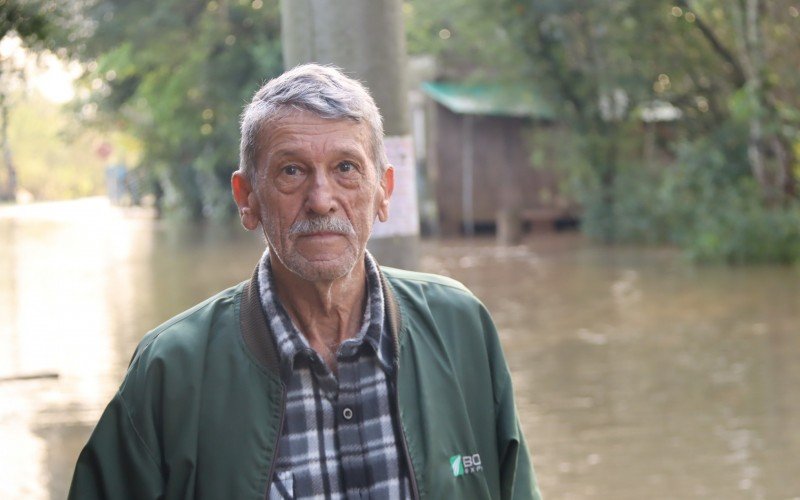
[342,407,354,420]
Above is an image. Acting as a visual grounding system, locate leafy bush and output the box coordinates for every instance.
[684,182,800,264]
[577,124,800,264]
[663,127,800,264]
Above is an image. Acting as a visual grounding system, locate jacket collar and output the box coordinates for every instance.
[239,264,404,376]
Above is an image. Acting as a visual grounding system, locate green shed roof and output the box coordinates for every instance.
[421,81,556,119]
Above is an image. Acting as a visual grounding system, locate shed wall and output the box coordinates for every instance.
[429,104,563,235]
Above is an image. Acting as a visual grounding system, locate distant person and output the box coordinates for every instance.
[68,64,541,499]
[104,162,127,205]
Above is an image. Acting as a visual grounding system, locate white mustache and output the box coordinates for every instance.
[289,216,354,236]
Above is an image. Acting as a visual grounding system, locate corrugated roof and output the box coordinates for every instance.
[421,81,557,119]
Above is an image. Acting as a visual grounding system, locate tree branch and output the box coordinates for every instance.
[526,19,588,124]
[676,0,747,88]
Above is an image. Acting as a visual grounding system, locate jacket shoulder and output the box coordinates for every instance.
[381,266,492,348]
[381,266,476,300]
[117,282,248,435]
[129,282,246,369]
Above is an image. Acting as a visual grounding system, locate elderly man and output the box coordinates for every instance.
[69,64,541,499]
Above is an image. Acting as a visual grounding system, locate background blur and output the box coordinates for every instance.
[1,1,799,498]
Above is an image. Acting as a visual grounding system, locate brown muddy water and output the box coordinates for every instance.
[1,198,799,499]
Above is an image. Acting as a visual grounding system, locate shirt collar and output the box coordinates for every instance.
[256,249,394,376]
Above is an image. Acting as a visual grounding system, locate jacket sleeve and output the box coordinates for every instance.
[480,303,542,500]
[68,392,165,500]
[496,376,542,500]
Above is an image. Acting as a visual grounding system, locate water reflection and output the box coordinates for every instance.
[423,238,800,499]
[1,200,799,499]
[0,199,263,499]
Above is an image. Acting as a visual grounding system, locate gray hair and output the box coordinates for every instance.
[238,63,387,183]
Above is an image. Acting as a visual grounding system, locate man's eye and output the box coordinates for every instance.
[282,165,300,176]
[337,161,356,173]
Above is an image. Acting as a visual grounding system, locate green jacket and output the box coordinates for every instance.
[69,266,542,499]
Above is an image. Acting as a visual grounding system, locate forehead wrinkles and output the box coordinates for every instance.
[257,113,372,168]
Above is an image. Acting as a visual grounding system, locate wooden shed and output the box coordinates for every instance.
[421,82,576,240]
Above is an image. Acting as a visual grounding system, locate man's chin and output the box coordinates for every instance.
[285,254,359,283]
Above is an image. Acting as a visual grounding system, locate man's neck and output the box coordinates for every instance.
[269,253,367,368]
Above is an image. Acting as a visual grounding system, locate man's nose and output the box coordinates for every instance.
[305,171,336,214]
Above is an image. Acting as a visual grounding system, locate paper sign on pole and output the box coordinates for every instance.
[371,135,420,238]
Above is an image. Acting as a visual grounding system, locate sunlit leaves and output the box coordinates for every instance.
[68,0,283,218]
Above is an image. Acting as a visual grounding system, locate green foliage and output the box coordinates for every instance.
[591,125,800,264]
[1,0,74,201]
[0,0,55,44]
[8,91,108,199]
[665,128,800,264]
[407,0,800,262]
[688,188,800,264]
[407,0,710,242]
[404,0,523,81]
[586,166,671,245]
[69,0,283,219]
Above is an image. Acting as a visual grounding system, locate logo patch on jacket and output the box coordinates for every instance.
[450,453,482,476]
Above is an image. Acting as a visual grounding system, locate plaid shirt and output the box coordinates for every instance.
[258,251,412,499]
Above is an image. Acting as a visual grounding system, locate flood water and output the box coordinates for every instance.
[1,198,799,499]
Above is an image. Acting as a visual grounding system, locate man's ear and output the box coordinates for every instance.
[231,170,260,231]
[376,165,394,222]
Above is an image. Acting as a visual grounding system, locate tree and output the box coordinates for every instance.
[405,0,800,242]
[408,0,682,240]
[0,0,61,201]
[68,0,283,218]
[675,0,798,203]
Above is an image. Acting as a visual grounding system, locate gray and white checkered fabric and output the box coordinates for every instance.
[258,250,412,499]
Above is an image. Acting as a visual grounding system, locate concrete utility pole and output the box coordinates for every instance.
[280,0,420,270]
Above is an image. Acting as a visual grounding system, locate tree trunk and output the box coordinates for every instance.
[733,0,797,204]
[281,0,420,269]
[0,95,17,202]
[743,0,772,201]
[767,135,796,201]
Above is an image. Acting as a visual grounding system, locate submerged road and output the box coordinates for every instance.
[1,198,799,499]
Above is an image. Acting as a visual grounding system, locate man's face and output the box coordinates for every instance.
[241,110,392,282]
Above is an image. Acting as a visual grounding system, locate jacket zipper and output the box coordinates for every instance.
[393,373,420,499]
[386,278,419,500]
[264,386,287,498]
